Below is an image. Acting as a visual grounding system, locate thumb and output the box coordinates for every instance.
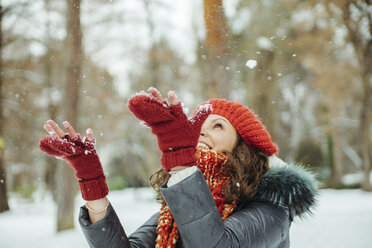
[39,136,63,157]
[190,103,213,129]
[169,102,187,120]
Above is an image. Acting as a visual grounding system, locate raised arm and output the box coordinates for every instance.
[40,120,109,223]
[40,120,108,223]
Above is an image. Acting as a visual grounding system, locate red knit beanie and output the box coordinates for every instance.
[197,99,278,156]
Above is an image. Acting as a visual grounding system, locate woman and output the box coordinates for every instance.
[39,87,318,247]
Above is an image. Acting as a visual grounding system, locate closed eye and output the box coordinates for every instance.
[214,123,223,129]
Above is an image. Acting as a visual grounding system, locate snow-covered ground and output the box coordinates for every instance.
[0,188,371,248]
[290,189,372,248]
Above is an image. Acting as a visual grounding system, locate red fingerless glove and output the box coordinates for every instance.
[128,94,212,171]
[39,134,109,201]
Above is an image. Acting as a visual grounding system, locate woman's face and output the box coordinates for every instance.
[168,114,238,174]
[197,114,238,153]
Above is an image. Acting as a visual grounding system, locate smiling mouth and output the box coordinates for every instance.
[197,142,212,150]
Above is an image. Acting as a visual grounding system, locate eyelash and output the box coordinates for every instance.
[214,123,223,129]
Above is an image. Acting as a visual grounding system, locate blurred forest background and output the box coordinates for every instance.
[0,0,371,232]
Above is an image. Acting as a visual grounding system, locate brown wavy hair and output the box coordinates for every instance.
[149,136,270,203]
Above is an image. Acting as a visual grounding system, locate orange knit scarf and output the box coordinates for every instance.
[155,149,238,248]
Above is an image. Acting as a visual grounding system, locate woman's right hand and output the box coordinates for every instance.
[39,120,109,201]
[40,120,95,158]
[43,120,94,141]
[128,87,212,172]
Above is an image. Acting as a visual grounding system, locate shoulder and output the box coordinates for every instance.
[224,200,290,247]
[253,164,319,219]
[228,200,289,229]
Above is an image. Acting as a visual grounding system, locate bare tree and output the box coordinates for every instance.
[252,43,277,141]
[0,1,10,213]
[289,1,367,187]
[55,0,82,231]
[41,0,61,202]
[341,0,372,191]
[226,1,291,141]
[203,0,231,98]
[1,0,52,206]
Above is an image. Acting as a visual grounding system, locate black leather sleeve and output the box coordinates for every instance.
[79,203,159,248]
[160,169,290,248]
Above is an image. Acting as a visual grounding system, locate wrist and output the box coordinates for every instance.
[161,147,196,171]
[66,152,104,180]
[86,197,109,214]
[79,175,109,201]
[168,166,197,187]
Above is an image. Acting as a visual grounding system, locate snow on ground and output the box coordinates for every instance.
[290,189,372,248]
[0,188,371,248]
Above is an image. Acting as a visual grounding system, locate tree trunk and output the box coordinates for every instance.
[42,0,58,202]
[143,0,160,89]
[65,0,82,128]
[0,3,10,213]
[252,50,277,141]
[327,119,344,188]
[360,22,372,191]
[327,132,343,188]
[342,0,372,191]
[332,127,344,187]
[360,76,372,191]
[56,0,82,231]
[328,104,344,188]
[56,166,77,231]
[203,0,230,99]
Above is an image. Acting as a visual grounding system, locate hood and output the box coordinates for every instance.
[253,164,319,218]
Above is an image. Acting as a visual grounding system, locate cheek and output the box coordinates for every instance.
[227,139,236,152]
[219,133,235,151]
[211,131,236,152]
[226,131,238,152]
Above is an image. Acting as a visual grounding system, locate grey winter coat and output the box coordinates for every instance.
[79,165,318,248]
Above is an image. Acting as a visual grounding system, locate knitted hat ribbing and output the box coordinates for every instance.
[199,99,278,156]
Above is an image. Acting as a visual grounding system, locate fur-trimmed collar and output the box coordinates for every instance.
[252,164,318,218]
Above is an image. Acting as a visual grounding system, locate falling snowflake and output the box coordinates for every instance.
[245,60,257,69]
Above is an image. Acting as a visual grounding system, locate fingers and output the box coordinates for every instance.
[147,87,180,106]
[62,121,78,139]
[46,120,65,138]
[168,91,186,119]
[190,103,213,127]
[44,120,78,139]
[148,87,164,102]
[86,128,94,140]
[168,91,180,105]
[44,119,94,143]
[43,124,59,138]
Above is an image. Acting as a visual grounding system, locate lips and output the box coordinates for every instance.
[197,142,212,150]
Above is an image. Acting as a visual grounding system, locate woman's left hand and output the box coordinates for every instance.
[128,87,212,171]
[39,120,109,201]
[147,87,180,106]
